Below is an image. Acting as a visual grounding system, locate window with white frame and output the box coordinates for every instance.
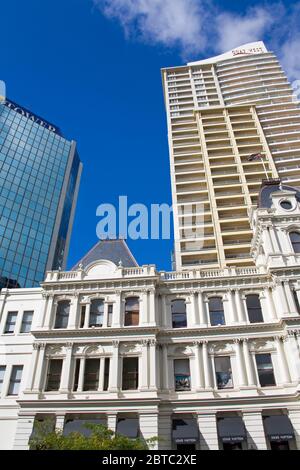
[174,359,191,391]
[83,359,100,391]
[124,297,139,326]
[214,356,233,389]
[89,299,104,327]
[246,294,263,323]
[45,359,63,391]
[290,232,300,253]
[20,311,33,333]
[4,312,18,334]
[209,297,225,326]
[54,301,70,329]
[171,299,187,328]
[255,353,276,387]
[8,365,23,395]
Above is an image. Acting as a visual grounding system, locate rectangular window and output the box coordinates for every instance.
[20,311,33,333]
[107,304,113,327]
[80,306,86,328]
[246,295,263,323]
[255,354,276,387]
[174,359,191,391]
[83,359,100,391]
[103,358,110,391]
[214,356,233,389]
[4,312,18,334]
[8,365,23,395]
[0,366,6,393]
[45,359,63,391]
[73,359,80,391]
[122,358,139,390]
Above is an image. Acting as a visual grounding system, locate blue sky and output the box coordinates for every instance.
[1,0,299,272]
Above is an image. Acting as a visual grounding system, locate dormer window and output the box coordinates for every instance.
[280,200,292,210]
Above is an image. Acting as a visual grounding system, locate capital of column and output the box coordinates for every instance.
[112,340,120,348]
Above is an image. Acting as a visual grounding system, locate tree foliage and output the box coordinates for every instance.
[29,419,158,450]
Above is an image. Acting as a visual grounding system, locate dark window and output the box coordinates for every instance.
[83,359,100,391]
[8,365,23,395]
[280,200,292,210]
[270,441,290,450]
[54,301,70,329]
[20,311,33,333]
[293,290,300,313]
[174,359,191,391]
[223,442,243,451]
[107,304,113,327]
[215,357,233,389]
[63,415,106,437]
[89,299,104,327]
[209,297,225,326]
[124,297,139,326]
[255,354,276,387]
[4,312,18,334]
[80,306,86,328]
[116,417,139,438]
[171,299,187,328]
[122,357,139,390]
[246,294,263,323]
[290,232,300,253]
[103,358,110,391]
[45,360,62,391]
[0,366,5,393]
[73,359,80,391]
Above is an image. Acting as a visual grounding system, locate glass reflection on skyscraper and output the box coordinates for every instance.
[0,99,82,287]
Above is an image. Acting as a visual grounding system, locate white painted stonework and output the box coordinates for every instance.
[1,190,300,450]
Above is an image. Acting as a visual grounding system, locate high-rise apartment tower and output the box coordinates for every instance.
[162,41,300,270]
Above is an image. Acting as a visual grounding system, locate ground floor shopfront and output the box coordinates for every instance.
[8,400,300,450]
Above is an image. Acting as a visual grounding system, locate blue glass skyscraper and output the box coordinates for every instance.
[0,99,82,287]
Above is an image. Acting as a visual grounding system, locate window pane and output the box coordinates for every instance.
[103,358,110,391]
[122,358,138,390]
[54,301,70,329]
[209,298,225,326]
[214,357,233,389]
[125,297,139,326]
[83,359,100,391]
[20,311,33,333]
[172,300,187,328]
[174,359,191,391]
[8,365,23,395]
[107,304,113,327]
[290,232,300,253]
[89,299,104,327]
[4,312,18,333]
[0,366,6,393]
[246,295,263,323]
[255,354,276,387]
[46,360,62,391]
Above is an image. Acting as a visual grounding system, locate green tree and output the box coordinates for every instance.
[29,419,158,450]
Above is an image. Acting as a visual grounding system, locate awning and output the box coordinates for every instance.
[116,418,139,438]
[264,415,294,441]
[217,417,246,443]
[172,418,198,444]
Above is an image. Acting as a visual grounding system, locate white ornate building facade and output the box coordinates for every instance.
[1,184,300,450]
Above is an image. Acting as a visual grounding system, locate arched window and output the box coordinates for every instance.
[89,299,104,327]
[290,232,300,253]
[54,300,70,329]
[171,299,187,328]
[209,297,225,326]
[246,294,263,323]
[124,297,139,326]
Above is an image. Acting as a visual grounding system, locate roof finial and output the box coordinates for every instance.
[118,259,123,267]
[279,179,283,191]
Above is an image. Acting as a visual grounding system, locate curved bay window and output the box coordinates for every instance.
[209,297,225,326]
[171,299,187,328]
[246,294,263,323]
[89,299,104,327]
[124,297,139,326]
[290,232,300,253]
[54,300,70,329]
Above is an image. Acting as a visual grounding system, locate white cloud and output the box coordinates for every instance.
[93,0,209,55]
[280,35,300,81]
[215,7,275,53]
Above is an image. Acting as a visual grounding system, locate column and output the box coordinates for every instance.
[161,344,169,390]
[288,409,300,450]
[77,358,85,392]
[204,299,210,326]
[36,295,48,329]
[83,302,91,328]
[109,340,120,392]
[102,302,108,328]
[242,339,257,386]
[68,295,79,329]
[234,339,247,387]
[284,281,298,315]
[274,281,289,317]
[158,413,172,450]
[242,411,267,450]
[32,343,46,392]
[43,295,54,329]
[202,341,213,389]
[141,290,148,325]
[189,291,197,326]
[139,413,159,450]
[269,226,280,251]
[140,340,149,390]
[107,413,117,433]
[149,340,157,390]
[112,291,122,327]
[25,343,40,390]
[227,290,238,324]
[274,336,291,384]
[149,289,156,326]
[295,288,300,311]
[193,341,204,390]
[161,295,167,327]
[283,334,300,382]
[60,343,73,392]
[264,226,274,254]
[235,290,246,323]
[13,415,35,450]
[55,415,65,432]
[197,413,218,450]
[264,288,277,321]
[198,291,207,325]
[98,357,105,391]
